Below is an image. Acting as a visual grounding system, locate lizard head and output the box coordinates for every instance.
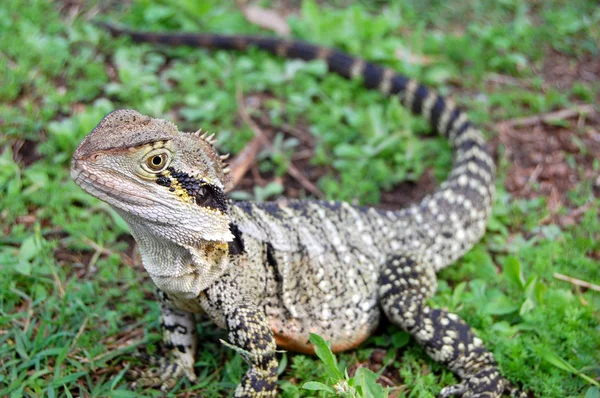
[71,109,234,243]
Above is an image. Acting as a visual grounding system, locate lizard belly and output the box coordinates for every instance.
[268,309,380,354]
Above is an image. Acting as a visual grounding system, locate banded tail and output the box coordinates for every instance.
[97,22,495,270]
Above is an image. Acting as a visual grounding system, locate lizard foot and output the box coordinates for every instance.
[439,375,526,398]
[129,355,197,392]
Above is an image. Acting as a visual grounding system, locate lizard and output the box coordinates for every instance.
[70,22,527,398]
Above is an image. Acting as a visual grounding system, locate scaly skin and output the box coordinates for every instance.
[70,23,527,397]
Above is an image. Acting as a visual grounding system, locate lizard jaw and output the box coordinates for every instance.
[71,159,157,208]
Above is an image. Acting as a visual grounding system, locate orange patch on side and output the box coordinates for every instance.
[274,333,315,354]
[272,322,373,355]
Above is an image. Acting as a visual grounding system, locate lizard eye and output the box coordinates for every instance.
[145,153,169,171]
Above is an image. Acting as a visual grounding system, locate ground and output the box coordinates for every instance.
[1,1,599,397]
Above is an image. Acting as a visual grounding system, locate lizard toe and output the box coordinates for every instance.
[504,381,528,398]
[438,372,507,398]
[439,381,467,397]
[129,355,195,391]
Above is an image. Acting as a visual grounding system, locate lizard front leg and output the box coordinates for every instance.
[201,279,279,397]
[131,290,197,391]
[379,255,525,398]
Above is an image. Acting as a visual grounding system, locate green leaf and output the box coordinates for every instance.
[450,281,467,310]
[484,293,519,315]
[424,65,454,85]
[391,332,410,349]
[309,333,343,380]
[538,350,578,373]
[50,371,88,386]
[503,256,525,289]
[519,297,535,316]
[585,387,600,398]
[302,381,336,393]
[524,275,547,306]
[354,367,387,398]
[15,260,32,276]
[18,235,39,263]
[537,350,600,387]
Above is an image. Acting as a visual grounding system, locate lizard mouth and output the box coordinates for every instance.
[71,159,157,206]
[71,159,195,214]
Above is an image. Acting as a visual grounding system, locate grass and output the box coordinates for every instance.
[1,0,599,397]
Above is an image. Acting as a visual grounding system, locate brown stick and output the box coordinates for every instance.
[497,104,596,128]
[235,86,324,198]
[554,272,600,292]
[228,135,265,190]
[540,201,595,226]
[256,114,315,146]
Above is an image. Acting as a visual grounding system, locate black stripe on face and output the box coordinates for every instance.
[362,62,384,89]
[195,183,228,213]
[228,223,245,256]
[265,243,281,283]
[411,84,429,114]
[167,167,228,213]
[156,175,172,187]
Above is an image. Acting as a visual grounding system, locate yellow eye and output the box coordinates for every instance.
[145,153,168,171]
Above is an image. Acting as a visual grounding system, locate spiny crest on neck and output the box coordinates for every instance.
[192,128,232,176]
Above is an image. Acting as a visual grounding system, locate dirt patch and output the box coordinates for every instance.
[494,108,600,223]
[233,92,438,208]
[538,50,600,94]
[232,93,329,199]
[485,49,600,226]
[54,233,141,279]
[235,91,598,229]
[12,138,43,166]
[379,170,438,210]
[346,348,407,396]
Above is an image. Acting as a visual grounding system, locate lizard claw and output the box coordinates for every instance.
[439,381,468,397]
[439,375,526,398]
[438,372,504,398]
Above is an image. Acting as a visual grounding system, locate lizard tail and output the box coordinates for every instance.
[97,22,495,270]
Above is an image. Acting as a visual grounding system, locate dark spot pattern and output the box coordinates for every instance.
[167,167,228,213]
[379,255,516,397]
[228,223,245,256]
[156,175,171,187]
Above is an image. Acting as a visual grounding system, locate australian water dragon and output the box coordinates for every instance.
[70,22,526,397]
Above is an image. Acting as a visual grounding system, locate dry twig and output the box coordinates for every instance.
[554,273,600,292]
[228,135,266,190]
[257,114,315,145]
[497,104,596,128]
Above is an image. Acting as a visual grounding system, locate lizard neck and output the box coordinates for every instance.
[117,209,233,299]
